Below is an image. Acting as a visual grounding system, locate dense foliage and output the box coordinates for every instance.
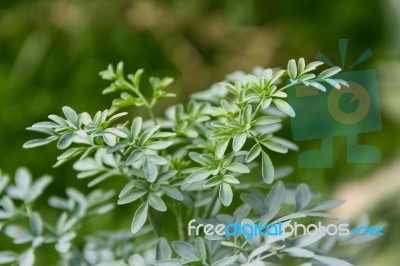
[0,59,375,265]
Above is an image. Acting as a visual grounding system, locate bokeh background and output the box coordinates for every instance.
[0,0,399,265]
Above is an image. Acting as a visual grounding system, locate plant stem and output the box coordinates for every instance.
[258,251,277,261]
[251,100,263,120]
[147,207,162,238]
[204,187,219,218]
[278,81,301,92]
[177,202,185,241]
[127,83,157,124]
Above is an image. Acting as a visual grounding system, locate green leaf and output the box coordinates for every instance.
[131,117,142,139]
[212,255,238,266]
[216,139,229,158]
[241,193,266,214]
[288,59,297,79]
[313,255,352,266]
[62,106,78,125]
[223,175,240,185]
[57,134,74,149]
[73,158,97,171]
[152,132,176,138]
[147,141,172,150]
[261,151,274,184]
[156,238,172,260]
[309,81,326,92]
[195,238,207,261]
[126,149,144,165]
[249,245,272,261]
[325,78,341,89]
[26,125,55,135]
[203,176,223,188]
[139,125,160,145]
[318,66,342,79]
[261,97,272,109]
[144,159,158,182]
[146,154,168,165]
[30,213,43,237]
[265,181,285,212]
[158,170,178,181]
[27,175,52,202]
[219,183,233,206]
[108,142,128,153]
[303,61,324,73]
[293,230,325,248]
[298,58,305,74]
[131,203,148,234]
[133,69,144,88]
[267,69,286,88]
[253,116,281,126]
[189,152,212,166]
[0,251,18,264]
[307,199,344,212]
[48,114,68,126]
[57,147,85,161]
[232,132,246,152]
[242,104,252,124]
[225,162,250,173]
[4,225,32,244]
[294,184,312,211]
[261,139,288,153]
[119,181,135,197]
[283,247,314,258]
[245,143,261,163]
[233,205,251,221]
[149,195,167,212]
[172,241,199,261]
[273,99,295,117]
[187,168,212,183]
[19,249,34,266]
[118,190,147,205]
[161,185,183,201]
[105,127,128,138]
[23,137,57,149]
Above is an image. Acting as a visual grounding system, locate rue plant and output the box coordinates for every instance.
[0,59,375,265]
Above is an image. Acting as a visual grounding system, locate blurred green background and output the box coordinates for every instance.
[1,0,399,265]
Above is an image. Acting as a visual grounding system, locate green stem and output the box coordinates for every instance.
[126,83,157,124]
[177,202,185,241]
[251,100,263,121]
[141,196,162,238]
[257,251,277,261]
[148,207,162,238]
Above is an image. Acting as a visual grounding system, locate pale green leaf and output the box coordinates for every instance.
[131,203,148,234]
[232,132,247,152]
[219,183,233,206]
[149,195,167,212]
[262,151,274,184]
[273,99,295,117]
[118,190,147,205]
[225,162,250,173]
[172,241,199,261]
[288,59,297,79]
[156,238,172,260]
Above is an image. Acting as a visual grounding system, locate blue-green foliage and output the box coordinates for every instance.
[0,59,376,265]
